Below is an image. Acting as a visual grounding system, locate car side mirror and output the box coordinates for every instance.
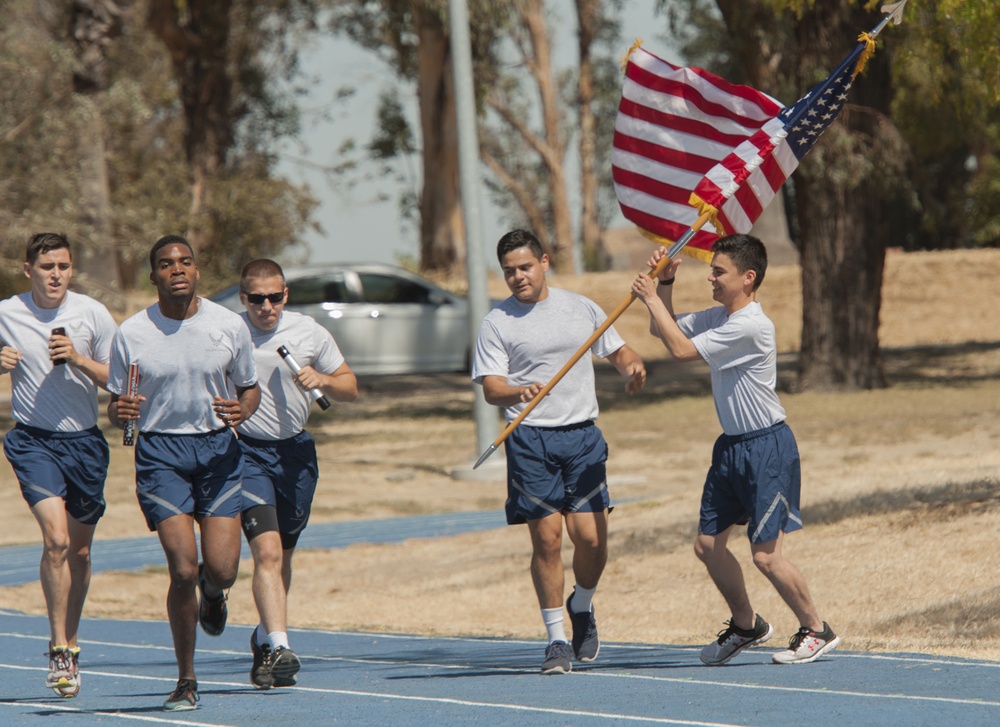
[428,291,451,306]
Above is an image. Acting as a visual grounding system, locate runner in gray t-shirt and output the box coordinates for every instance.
[472,229,646,675]
[0,232,116,699]
[234,258,357,690]
[107,235,260,712]
[632,233,839,667]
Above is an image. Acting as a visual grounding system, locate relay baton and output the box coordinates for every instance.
[277,345,331,410]
[123,362,139,446]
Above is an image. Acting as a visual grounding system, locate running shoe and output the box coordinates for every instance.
[56,647,81,698]
[44,643,75,695]
[700,614,773,666]
[163,678,199,711]
[250,631,274,689]
[772,622,841,664]
[269,646,301,687]
[197,564,228,636]
[566,590,600,662]
[540,640,573,674]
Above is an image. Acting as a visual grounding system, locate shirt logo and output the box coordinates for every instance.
[208,332,226,351]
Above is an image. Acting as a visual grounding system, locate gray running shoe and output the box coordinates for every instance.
[772,622,841,664]
[700,614,773,666]
[270,646,301,687]
[566,590,600,662]
[163,678,199,711]
[540,640,573,674]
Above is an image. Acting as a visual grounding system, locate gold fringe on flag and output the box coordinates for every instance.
[621,38,644,71]
[688,192,721,231]
[635,225,715,264]
[854,32,877,79]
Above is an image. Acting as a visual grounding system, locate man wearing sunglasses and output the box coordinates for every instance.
[234,258,357,690]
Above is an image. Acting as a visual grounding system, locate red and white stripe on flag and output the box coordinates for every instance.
[612,45,787,259]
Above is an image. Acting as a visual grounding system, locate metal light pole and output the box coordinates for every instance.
[447,0,501,477]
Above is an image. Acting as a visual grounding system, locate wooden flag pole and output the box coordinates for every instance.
[473,210,713,468]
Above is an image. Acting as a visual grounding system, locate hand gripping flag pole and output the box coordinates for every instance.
[473,0,909,469]
[472,211,712,469]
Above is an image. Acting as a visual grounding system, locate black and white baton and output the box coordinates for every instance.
[277,345,331,410]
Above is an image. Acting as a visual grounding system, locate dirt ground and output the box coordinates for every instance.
[1,247,999,660]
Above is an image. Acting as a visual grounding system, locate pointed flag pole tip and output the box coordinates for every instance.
[880,0,909,26]
[473,444,498,469]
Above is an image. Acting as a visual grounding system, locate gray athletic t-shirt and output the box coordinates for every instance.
[108,298,257,434]
[677,301,786,435]
[236,310,345,441]
[472,287,625,427]
[0,291,116,431]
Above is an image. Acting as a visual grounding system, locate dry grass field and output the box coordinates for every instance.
[1,247,999,660]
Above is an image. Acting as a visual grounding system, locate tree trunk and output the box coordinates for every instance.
[575,0,604,271]
[148,0,234,253]
[795,141,887,390]
[70,0,124,306]
[520,0,573,272]
[414,4,463,273]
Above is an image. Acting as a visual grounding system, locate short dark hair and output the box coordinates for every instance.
[240,259,285,290]
[496,229,545,264]
[712,234,768,290]
[26,232,71,265]
[149,234,194,270]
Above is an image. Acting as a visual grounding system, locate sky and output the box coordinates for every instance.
[276,3,676,268]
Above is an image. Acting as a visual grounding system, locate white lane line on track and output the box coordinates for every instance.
[4,629,999,711]
[0,666,746,727]
[0,697,235,727]
[574,670,1000,708]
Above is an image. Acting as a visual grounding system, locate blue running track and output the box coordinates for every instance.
[2,611,999,726]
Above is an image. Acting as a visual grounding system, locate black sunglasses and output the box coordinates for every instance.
[244,292,285,305]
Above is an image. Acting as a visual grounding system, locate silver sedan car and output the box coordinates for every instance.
[209,263,477,375]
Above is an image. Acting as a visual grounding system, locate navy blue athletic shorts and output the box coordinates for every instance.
[4,423,109,525]
[504,421,610,525]
[239,430,318,545]
[134,428,243,530]
[699,421,803,544]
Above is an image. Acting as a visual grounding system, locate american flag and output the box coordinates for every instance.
[613,38,872,259]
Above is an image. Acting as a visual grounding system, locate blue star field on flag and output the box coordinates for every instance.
[778,42,867,161]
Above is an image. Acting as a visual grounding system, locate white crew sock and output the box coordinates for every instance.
[268,631,290,651]
[542,607,568,644]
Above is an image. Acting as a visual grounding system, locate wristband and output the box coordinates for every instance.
[659,278,675,286]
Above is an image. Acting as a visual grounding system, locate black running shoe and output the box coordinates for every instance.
[250,631,274,689]
[566,590,600,662]
[197,564,228,636]
[163,678,199,711]
[270,646,301,687]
